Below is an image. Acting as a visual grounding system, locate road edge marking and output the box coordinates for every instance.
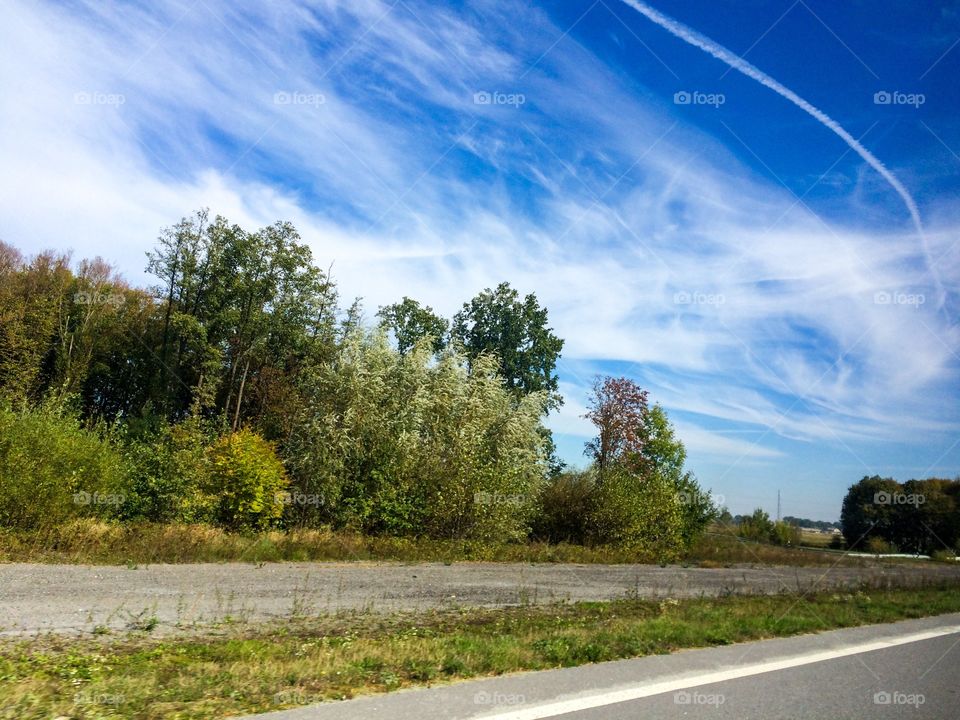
[478,624,960,719]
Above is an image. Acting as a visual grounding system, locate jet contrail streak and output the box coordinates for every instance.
[619,0,944,305]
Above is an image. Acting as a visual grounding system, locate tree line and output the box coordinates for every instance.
[840,475,960,555]
[0,210,716,555]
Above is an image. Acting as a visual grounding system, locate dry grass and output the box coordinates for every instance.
[0,519,889,567]
[798,529,835,548]
[0,520,651,564]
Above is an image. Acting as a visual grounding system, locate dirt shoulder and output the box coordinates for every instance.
[3,560,959,636]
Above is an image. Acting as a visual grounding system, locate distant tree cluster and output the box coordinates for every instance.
[840,475,960,555]
[0,210,715,554]
[732,508,800,546]
[782,516,837,531]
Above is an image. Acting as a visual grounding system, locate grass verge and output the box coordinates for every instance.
[0,520,885,566]
[3,585,960,719]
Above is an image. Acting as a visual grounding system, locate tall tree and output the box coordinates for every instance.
[0,246,73,404]
[583,376,649,478]
[377,297,448,355]
[144,212,337,427]
[839,475,902,550]
[450,282,563,407]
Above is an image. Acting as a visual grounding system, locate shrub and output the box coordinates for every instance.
[118,416,216,523]
[205,428,289,531]
[286,331,549,541]
[865,536,897,554]
[532,469,595,544]
[770,520,801,546]
[0,404,125,530]
[589,466,685,560]
[738,508,775,542]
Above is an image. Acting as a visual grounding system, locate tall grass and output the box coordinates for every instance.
[0,519,881,566]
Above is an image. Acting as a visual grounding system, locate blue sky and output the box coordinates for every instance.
[2,0,958,520]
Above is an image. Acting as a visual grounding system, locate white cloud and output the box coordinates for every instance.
[1,0,957,478]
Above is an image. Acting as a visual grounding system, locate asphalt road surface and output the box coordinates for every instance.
[244,613,960,720]
[2,560,958,635]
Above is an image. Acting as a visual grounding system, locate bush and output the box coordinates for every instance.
[865,536,897,554]
[770,520,801,546]
[286,331,549,540]
[118,416,216,523]
[532,469,595,544]
[205,428,290,531]
[0,404,126,530]
[589,466,685,560]
[738,508,775,542]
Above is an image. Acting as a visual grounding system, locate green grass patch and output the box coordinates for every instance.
[3,585,960,719]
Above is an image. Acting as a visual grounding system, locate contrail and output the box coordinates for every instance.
[619,0,944,306]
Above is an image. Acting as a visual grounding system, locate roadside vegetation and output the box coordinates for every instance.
[2,213,956,566]
[0,211,717,563]
[839,475,960,556]
[3,584,960,720]
[0,520,909,566]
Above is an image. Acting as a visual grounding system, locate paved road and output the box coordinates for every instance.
[244,613,960,719]
[1,560,958,635]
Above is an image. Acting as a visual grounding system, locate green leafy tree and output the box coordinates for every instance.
[839,475,901,550]
[377,297,448,355]
[770,520,801,546]
[117,415,217,523]
[738,508,775,542]
[0,246,73,404]
[532,468,596,544]
[642,404,716,543]
[589,464,686,559]
[450,282,563,407]
[145,211,338,427]
[287,329,549,540]
[583,378,715,549]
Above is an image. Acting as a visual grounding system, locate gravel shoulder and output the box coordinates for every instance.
[2,560,958,636]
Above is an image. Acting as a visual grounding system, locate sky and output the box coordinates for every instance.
[1,0,958,521]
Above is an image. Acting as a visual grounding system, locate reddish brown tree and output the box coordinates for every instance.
[583,376,650,478]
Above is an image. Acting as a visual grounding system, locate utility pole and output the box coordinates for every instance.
[777,489,781,522]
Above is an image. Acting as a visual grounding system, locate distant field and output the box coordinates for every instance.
[798,530,835,548]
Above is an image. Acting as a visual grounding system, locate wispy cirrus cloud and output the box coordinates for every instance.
[1,0,957,517]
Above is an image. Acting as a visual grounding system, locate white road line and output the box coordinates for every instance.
[478,624,960,720]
